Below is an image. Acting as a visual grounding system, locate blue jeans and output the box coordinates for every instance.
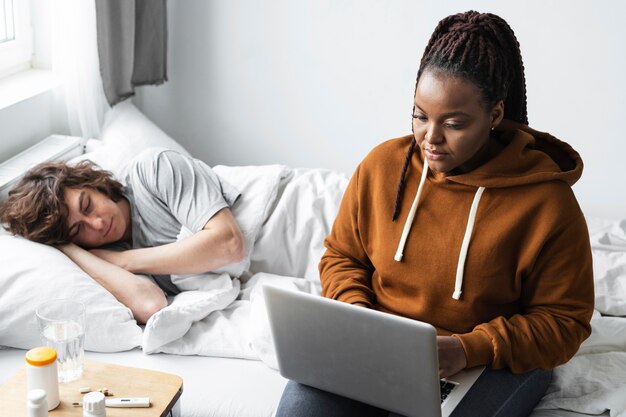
[275,368,552,417]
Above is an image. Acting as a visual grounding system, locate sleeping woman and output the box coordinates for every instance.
[0,148,246,323]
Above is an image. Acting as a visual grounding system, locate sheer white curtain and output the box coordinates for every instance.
[52,0,109,139]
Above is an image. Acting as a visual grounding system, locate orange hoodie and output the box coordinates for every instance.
[320,120,594,373]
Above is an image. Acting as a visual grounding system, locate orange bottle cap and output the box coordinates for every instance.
[25,346,57,366]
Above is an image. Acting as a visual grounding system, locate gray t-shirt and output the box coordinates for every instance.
[123,148,240,294]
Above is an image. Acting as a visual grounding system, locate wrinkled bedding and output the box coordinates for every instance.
[535,219,626,417]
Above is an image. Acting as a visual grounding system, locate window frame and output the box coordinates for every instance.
[0,0,33,78]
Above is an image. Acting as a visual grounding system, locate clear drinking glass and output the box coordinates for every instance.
[35,299,85,382]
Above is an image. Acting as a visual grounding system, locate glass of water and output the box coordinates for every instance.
[35,299,85,383]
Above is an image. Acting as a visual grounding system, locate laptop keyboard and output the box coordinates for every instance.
[440,380,457,403]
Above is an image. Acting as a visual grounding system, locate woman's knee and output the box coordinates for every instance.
[494,368,553,417]
[451,368,553,417]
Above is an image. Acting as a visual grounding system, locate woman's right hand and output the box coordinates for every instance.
[437,336,467,378]
[89,248,129,270]
[56,242,82,256]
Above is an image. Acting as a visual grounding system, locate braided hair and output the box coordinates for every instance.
[392,10,528,221]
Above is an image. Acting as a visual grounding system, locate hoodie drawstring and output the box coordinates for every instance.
[394,159,429,262]
[393,159,486,301]
[452,186,485,300]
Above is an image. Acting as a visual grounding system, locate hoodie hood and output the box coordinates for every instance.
[446,119,583,188]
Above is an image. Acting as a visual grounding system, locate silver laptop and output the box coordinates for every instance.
[263,285,484,417]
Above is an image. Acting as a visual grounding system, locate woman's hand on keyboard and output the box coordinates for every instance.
[437,336,467,378]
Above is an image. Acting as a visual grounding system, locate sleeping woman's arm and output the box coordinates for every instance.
[90,150,245,276]
[89,208,245,275]
[58,243,167,324]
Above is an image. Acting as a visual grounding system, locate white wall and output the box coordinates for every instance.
[0,91,67,162]
[134,0,625,219]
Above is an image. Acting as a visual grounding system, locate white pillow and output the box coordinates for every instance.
[70,100,191,179]
[0,230,143,352]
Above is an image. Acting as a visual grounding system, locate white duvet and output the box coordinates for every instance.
[536,311,626,417]
[142,166,626,417]
[142,165,347,364]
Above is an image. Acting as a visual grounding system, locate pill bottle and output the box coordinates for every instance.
[27,389,48,417]
[25,347,60,410]
[83,391,106,417]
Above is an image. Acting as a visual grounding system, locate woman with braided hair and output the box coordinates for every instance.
[276,10,593,417]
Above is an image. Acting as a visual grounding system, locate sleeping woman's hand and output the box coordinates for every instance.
[57,242,83,257]
[89,248,129,270]
[58,244,129,272]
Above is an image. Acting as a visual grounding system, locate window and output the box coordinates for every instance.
[0,0,16,43]
[0,0,32,77]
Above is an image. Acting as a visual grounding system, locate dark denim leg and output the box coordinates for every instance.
[276,380,389,417]
[450,368,553,417]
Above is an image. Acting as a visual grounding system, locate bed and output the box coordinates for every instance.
[1,101,623,417]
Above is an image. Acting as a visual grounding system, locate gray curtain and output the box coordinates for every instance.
[95,0,168,106]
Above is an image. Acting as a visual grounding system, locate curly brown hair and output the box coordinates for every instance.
[0,160,125,245]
